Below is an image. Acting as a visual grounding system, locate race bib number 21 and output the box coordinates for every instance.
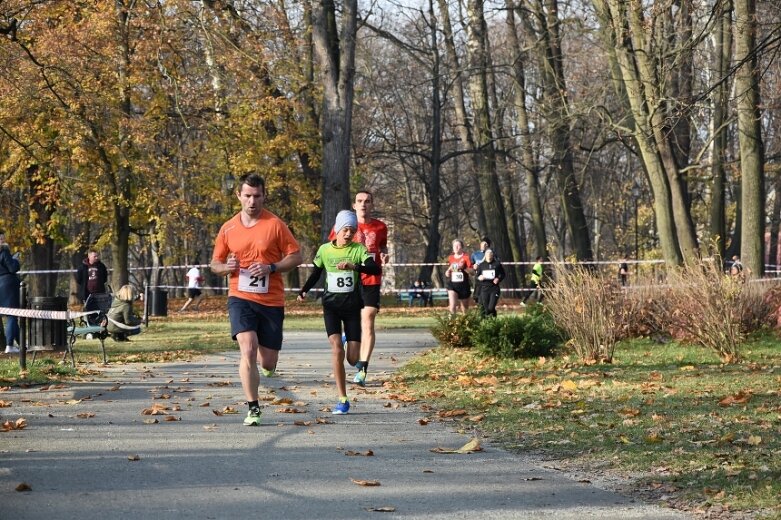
[238,268,269,294]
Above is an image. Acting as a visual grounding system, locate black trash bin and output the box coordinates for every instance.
[28,296,68,352]
[149,289,168,317]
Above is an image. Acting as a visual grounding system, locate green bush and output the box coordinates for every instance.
[430,310,483,349]
[473,308,564,359]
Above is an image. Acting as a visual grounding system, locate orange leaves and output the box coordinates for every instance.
[2,418,27,432]
[438,409,467,418]
[718,391,752,407]
[351,478,380,487]
[0,400,12,407]
[344,450,374,457]
[212,406,239,416]
[141,403,169,415]
[430,438,482,454]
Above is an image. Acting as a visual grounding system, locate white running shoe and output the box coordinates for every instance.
[5,345,20,354]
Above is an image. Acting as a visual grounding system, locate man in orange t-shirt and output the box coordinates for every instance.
[211,173,302,426]
[328,190,388,386]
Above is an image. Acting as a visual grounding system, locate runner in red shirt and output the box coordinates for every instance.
[328,190,388,386]
[445,239,474,314]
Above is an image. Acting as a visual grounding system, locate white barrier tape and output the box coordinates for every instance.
[0,307,98,320]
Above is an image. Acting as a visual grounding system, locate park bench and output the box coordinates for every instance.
[396,288,448,306]
[67,293,113,365]
[66,292,141,365]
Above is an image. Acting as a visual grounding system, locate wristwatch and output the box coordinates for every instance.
[269,263,277,273]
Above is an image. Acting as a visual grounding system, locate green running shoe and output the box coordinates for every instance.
[353,369,366,387]
[243,408,262,426]
[261,367,276,378]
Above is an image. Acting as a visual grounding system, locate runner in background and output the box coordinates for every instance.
[180,263,204,312]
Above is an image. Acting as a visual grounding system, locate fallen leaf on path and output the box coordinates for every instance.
[430,438,482,454]
[351,479,381,487]
[294,420,312,426]
[164,416,181,422]
[276,407,305,413]
[203,424,218,431]
[468,414,485,423]
[127,454,140,461]
[76,412,96,419]
[315,417,332,424]
[272,397,293,405]
[438,409,467,418]
[141,404,169,416]
[16,482,32,492]
[417,418,429,425]
[345,450,374,457]
[0,400,12,407]
[366,506,395,512]
[221,406,239,414]
[143,418,159,424]
[2,418,27,432]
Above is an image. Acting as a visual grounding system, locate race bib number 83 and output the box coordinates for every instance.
[238,268,269,294]
[327,271,355,293]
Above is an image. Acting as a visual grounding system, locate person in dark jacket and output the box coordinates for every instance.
[475,249,505,317]
[0,230,21,354]
[107,284,141,342]
[76,249,108,303]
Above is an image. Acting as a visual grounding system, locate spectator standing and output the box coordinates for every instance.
[618,255,629,287]
[210,173,303,426]
[298,210,380,414]
[328,190,389,387]
[0,230,21,354]
[77,249,109,302]
[180,264,204,312]
[522,256,544,305]
[445,239,473,314]
[107,284,142,341]
[475,249,505,317]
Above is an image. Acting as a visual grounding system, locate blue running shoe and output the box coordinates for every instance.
[332,400,350,415]
[353,370,366,387]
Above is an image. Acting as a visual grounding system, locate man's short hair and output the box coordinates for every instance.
[238,173,266,192]
[481,237,492,247]
[355,190,373,202]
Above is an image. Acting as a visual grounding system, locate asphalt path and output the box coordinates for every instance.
[0,330,689,519]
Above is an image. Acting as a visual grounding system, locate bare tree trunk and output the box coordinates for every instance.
[312,0,357,241]
[735,0,765,276]
[26,165,60,297]
[768,171,781,272]
[419,0,444,284]
[436,0,487,234]
[464,0,515,277]
[596,0,684,265]
[709,0,732,257]
[112,0,133,289]
[532,0,592,261]
[507,0,546,260]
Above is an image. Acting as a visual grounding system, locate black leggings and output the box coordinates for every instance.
[478,286,500,317]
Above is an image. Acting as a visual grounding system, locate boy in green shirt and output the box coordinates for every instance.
[297,210,380,414]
